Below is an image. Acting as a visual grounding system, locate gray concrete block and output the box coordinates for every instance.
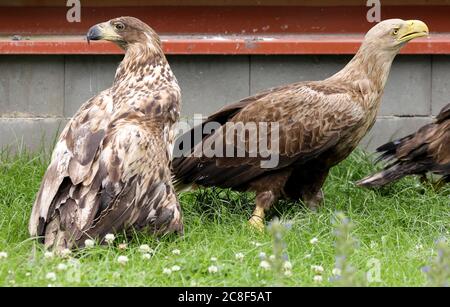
[250,55,350,94]
[382,55,431,116]
[0,118,68,152]
[168,55,250,117]
[64,55,121,117]
[431,55,450,115]
[0,56,64,117]
[360,116,432,152]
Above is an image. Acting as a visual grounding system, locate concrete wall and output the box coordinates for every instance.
[0,54,448,152]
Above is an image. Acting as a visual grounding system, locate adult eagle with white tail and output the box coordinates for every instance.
[29,17,183,249]
[357,103,449,187]
[173,19,429,230]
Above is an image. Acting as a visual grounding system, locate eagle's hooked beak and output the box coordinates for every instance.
[397,20,429,43]
[86,22,119,44]
[86,24,103,44]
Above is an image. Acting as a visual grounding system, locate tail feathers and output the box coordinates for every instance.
[376,139,400,153]
[357,164,406,188]
[43,215,77,251]
[374,138,408,164]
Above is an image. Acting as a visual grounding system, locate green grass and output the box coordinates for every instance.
[0,149,448,286]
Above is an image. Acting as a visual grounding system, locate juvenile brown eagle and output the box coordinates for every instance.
[357,103,449,187]
[29,17,183,249]
[173,19,429,230]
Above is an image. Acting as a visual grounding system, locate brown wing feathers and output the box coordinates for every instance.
[173,81,365,192]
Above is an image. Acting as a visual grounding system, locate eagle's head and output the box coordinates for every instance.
[363,19,429,53]
[87,16,161,50]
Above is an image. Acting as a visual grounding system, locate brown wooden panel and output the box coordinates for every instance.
[4,0,450,6]
[0,6,449,35]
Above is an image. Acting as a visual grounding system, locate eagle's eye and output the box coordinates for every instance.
[114,22,125,31]
[392,29,399,36]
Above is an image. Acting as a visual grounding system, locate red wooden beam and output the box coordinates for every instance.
[0,6,450,35]
[0,35,447,55]
[0,6,449,55]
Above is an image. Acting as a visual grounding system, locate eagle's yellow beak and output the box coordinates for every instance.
[397,20,429,43]
[86,22,120,43]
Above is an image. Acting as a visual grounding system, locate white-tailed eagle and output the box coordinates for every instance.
[173,19,429,230]
[29,17,183,249]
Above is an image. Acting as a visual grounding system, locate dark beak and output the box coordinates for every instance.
[86,25,103,44]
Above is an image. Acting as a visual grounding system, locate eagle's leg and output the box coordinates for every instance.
[299,168,329,211]
[248,171,290,231]
[302,189,324,211]
[249,191,277,231]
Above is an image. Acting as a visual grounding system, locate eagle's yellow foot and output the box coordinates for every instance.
[248,206,265,231]
[248,215,265,232]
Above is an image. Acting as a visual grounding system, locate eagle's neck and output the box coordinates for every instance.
[331,43,397,93]
[113,41,167,87]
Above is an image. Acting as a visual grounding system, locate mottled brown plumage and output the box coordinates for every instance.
[357,103,450,187]
[30,17,183,249]
[173,19,429,229]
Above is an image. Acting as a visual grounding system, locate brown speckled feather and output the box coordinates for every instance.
[29,17,182,249]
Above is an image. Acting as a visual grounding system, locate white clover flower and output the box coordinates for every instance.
[284,270,293,277]
[258,252,266,259]
[117,255,129,265]
[59,248,72,258]
[210,257,218,262]
[313,275,323,283]
[163,268,172,275]
[172,249,181,255]
[269,255,276,261]
[251,241,263,247]
[105,233,115,244]
[46,272,57,281]
[57,263,68,271]
[259,260,271,270]
[332,268,342,276]
[44,251,54,259]
[0,251,7,259]
[311,265,324,273]
[171,265,181,272]
[84,239,95,248]
[235,252,244,261]
[283,261,293,270]
[208,265,219,274]
[142,253,151,260]
[309,237,319,244]
[139,244,153,253]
